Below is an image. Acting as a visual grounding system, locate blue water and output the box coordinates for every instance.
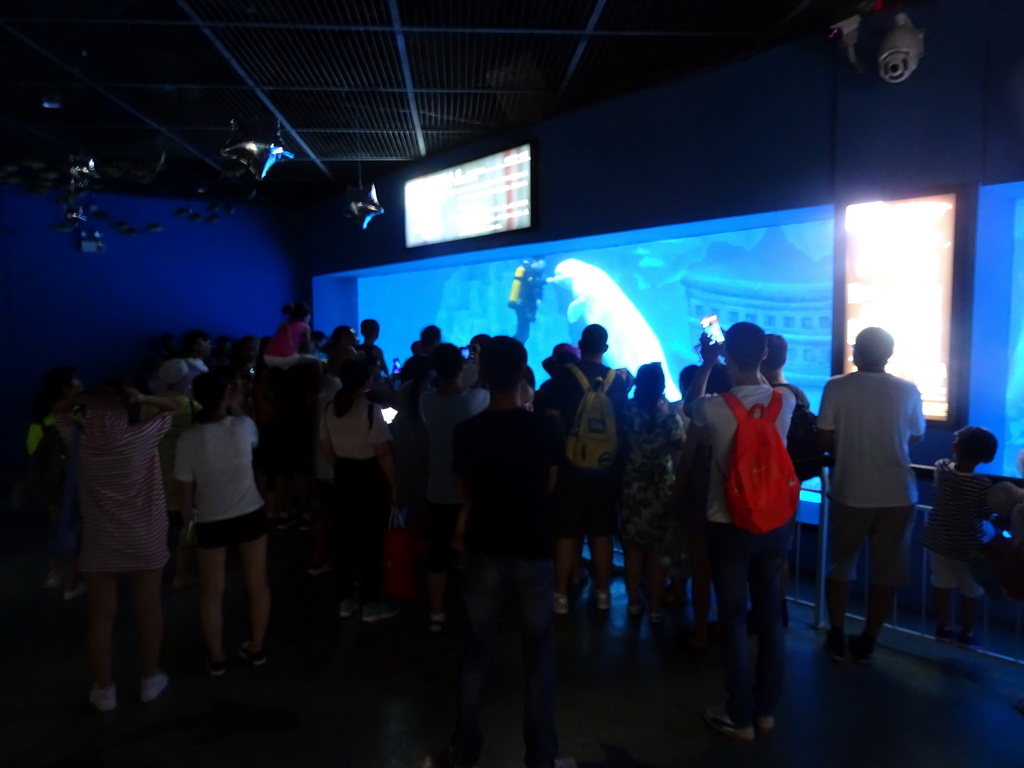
[354,209,834,408]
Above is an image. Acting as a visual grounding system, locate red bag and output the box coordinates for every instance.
[722,390,799,534]
[383,508,416,600]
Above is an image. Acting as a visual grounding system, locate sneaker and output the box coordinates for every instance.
[553,593,569,615]
[89,683,117,713]
[140,672,168,703]
[627,602,643,617]
[957,630,979,650]
[595,590,611,611]
[935,626,955,644]
[63,582,86,600]
[553,759,579,768]
[849,632,875,665]
[274,516,296,531]
[429,612,445,634]
[338,597,361,618]
[704,706,755,743]
[824,627,846,662]
[206,657,226,677]
[299,515,314,532]
[755,714,776,733]
[306,562,333,576]
[362,601,399,623]
[648,611,665,625]
[44,570,62,589]
[238,641,267,666]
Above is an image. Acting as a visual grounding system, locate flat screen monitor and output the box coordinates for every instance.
[404,143,532,248]
[842,193,956,421]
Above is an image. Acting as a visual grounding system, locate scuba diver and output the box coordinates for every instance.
[508,257,546,343]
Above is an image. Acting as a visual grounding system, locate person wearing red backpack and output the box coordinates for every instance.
[684,322,797,742]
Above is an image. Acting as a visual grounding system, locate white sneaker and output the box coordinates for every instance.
[44,570,62,589]
[89,683,117,712]
[553,593,569,615]
[140,672,168,703]
[64,582,86,600]
[595,590,611,611]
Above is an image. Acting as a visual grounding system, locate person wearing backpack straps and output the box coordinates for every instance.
[684,322,797,742]
[546,324,633,614]
[762,333,819,625]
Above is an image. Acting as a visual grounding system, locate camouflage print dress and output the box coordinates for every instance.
[619,400,684,549]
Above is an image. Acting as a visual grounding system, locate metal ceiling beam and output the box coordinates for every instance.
[35,83,567,96]
[173,0,333,180]
[0,21,223,173]
[0,17,758,38]
[387,0,426,158]
[557,0,609,103]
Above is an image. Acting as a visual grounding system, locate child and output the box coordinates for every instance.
[264,302,316,369]
[922,426,998,648]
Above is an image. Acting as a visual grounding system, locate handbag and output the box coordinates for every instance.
[51,427,82,562]
[383,506,416,600]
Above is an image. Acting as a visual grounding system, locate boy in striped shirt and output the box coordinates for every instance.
[922,426,998,648]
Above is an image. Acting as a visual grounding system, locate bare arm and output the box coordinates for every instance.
[683,334,721,415]
[177,481,194,526]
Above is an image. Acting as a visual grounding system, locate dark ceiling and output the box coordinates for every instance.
[1,0,889,207]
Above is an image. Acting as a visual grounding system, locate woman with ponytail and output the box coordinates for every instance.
[619,362,684,623]
[174,373,269,674]
[319,359,400,623]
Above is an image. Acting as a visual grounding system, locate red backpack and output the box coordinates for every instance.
[722,390,799,533]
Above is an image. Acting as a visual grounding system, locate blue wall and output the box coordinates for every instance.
[0,188,300,489]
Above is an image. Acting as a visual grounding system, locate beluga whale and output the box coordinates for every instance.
[551,258,681,402]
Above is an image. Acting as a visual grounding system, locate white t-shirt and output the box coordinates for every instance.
[314,374,343,482]
[817,371,926,507]
[690,385,795,525]
[420,388,490,504]
[319,399,391,460]
[173,415,264,523]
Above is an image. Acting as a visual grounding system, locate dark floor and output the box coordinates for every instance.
[3,512,1024,768]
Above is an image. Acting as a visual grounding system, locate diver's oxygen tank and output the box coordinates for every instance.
[508,264,527,308]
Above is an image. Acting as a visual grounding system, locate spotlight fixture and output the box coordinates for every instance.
[41,94,62,109]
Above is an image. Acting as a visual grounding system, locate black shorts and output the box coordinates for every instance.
[196,508,267,549]
[551,467,618,539]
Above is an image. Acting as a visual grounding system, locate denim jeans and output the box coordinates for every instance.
[452,556,557,768]
[708,521,792,727]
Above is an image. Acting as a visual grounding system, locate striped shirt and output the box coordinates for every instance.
[922,459,992,561]
[57,406,172,573]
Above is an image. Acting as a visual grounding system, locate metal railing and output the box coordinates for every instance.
[786,466,1024,665]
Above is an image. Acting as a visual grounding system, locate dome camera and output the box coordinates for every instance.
[878,13,923,84]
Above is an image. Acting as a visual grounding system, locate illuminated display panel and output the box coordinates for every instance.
[843,193,956,421]
[404,144,532,248]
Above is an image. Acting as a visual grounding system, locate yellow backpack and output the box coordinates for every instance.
[564,365,621,472]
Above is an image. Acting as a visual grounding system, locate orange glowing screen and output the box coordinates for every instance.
[843,193,955,420]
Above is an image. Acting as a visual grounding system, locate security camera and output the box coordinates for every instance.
[878,13,923,84]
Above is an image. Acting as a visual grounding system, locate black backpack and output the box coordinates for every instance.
[776,384,824,483]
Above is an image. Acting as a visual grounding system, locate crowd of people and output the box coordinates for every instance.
[22,301,1016,764]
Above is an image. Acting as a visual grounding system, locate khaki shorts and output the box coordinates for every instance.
[826,502,915,587]
[929,551,985,597]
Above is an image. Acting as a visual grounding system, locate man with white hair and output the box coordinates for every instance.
[818,327,926,664]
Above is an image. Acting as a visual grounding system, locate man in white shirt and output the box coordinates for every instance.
[818,327,926,664]
[685,322,796,742]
